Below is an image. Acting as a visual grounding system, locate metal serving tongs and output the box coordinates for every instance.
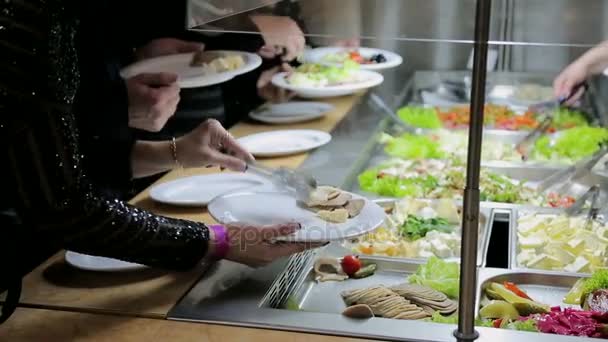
[515,116,553,161]
[368,93,418,134]
[246,161,317,202]
[564,184,602,230]
[527,82,589,114]
[537,144,608,193]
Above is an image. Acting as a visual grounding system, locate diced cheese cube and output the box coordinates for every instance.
[519,236,545,249]
[528,254,563,270]
[567,238,585,250]
[564,256,590,273]
[518,216,546,235]
[431,240,452,258]
[517,249,536,266]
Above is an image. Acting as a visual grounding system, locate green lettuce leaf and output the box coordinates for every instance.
[384,134,445,159]
[358,169,438,197]
[397,106,442,129]
[534,127,608,161]
[409,256,460,299]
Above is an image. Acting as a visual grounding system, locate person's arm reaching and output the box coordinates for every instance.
[1,1,318,270]
[554,41,608,105]
[1,1,209,270]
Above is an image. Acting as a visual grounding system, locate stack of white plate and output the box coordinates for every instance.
[249,102,334,124]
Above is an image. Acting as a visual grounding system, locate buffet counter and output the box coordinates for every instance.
[0,308,369,342]
[0,95,365,341]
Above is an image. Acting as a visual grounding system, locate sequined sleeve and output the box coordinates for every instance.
[0,0,210,270]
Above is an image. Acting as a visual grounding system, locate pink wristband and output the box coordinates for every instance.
[209,225,230,260]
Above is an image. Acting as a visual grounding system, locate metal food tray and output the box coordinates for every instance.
[340,198,494,267]
[508,207,608,275]
[345,121,608,211]
[285,255,425,314]
[476,267,587,314]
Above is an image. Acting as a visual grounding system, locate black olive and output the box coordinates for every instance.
[372,54,387,63]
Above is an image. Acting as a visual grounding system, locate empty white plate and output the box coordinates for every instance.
[120,50,262,88]
[238,130,331,157]
[150,173,274,207]
[271,71,384,99]
[65,251,146,272]
[208,192,386,242]
[249,102,334,124]
[304,47,403,71]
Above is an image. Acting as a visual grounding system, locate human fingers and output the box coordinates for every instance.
[205,149,248,172]
[135,72,179,87]
[215,127,254,162]
[258,45,278,59]
[258,222,301,241]
[176,40,205,53]
[257,66,280,88]
[564,86,586,106]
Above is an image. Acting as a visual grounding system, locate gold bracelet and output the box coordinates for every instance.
[170,137,182,169]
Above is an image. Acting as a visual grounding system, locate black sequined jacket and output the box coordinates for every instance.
[0,0,210,274]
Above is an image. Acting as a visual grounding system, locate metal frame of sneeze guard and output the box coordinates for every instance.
[186,0,283,29]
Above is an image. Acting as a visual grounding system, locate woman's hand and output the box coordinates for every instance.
[126,73,180,132]
[218,222,326,267]
[257,64,296,103]
[176,119,254,171]
[135,38,203,60]
[251,15,305,61]
[553,60,589,106]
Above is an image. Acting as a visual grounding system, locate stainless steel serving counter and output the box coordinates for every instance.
[168,72,605,341]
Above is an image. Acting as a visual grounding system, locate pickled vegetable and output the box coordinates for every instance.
[479,300,520,320]
[486,283,550,315]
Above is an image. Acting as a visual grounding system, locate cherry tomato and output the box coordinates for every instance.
[349,52,365,64]
[341,255,362,276]
[493,319,503,328]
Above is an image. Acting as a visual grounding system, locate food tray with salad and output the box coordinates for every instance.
[282,255,461,320]
[397,104,593,132]
[342,198,493,266]
[509,207,608,274]
[349,129,607,210]
[472,268,608,339]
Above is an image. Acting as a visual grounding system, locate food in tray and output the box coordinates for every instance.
[286,61,362,88]
[397,105,590,131]
[390,284,458,315]
[409,257,460,299]
[516,214,608,273]
[340,282,457,320]
[313,255,377,282]
[304,186,365,223]
[348,199,465,261]
[379,131,522,162]
[473,278,608,338]
[380,126,606,165]
[358,159,550,206]
[341,286,430,320]
[565,270,608,306]
[533,126,608,163]
[190,51,245,72]
[322,50,387,65]
[314,257,348,282]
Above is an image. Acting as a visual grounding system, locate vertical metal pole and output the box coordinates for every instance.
[454,0,492,341]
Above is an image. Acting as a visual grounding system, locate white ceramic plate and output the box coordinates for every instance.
[238,130,331,157]
[304,47,403,70]
[149,173,274,207]
[208,192,386,242]
[249,102,334,124]
[271,71,384,99]
[120,50,262,88]
[65,251,146,272]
